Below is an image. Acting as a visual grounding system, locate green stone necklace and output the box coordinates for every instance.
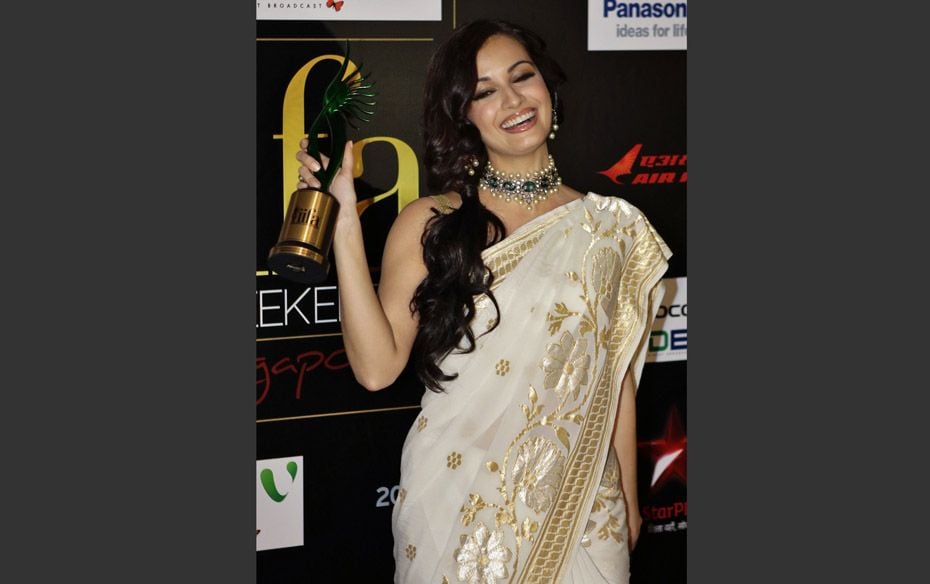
[479,155,562,210]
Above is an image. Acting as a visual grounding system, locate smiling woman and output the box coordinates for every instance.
[467,34,554,162]
[294,18,671,584]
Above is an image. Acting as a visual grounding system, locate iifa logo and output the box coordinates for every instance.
[257,456,304,551]
[291,206,319,227]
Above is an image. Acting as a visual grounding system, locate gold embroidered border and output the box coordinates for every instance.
[518,219,668,583]
[483,204,577,291]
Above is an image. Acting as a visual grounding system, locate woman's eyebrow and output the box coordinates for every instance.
[476,59,534,82]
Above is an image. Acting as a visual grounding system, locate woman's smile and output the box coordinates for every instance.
[500,108,538,132]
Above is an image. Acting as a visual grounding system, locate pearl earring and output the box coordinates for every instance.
[466,156,479,176]
[549,108,559,140]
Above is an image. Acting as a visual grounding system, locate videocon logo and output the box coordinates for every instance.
[257,456,304,551]
[260,460,298,503]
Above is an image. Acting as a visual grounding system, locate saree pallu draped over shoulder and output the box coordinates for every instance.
[392,193,671,584]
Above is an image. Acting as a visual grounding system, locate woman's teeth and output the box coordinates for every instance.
[501,111,536,129]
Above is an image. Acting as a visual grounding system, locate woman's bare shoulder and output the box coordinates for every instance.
[400,192,462,217]
[388,192,461,243]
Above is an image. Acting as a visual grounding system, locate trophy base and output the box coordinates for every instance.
[267,241,331,284]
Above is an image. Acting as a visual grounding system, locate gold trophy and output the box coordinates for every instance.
[268,44,375,284]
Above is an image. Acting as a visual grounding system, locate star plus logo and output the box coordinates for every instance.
[639,405,687,491]
[598,144,687,186]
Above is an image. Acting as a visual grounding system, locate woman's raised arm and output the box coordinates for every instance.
[296,140,437,390]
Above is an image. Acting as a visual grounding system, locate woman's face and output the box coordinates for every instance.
[467,34,552,163]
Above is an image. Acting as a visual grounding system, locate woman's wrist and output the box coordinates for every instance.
[333,208,363,246]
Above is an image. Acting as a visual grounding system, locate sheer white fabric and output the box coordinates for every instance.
[392,193,671,583]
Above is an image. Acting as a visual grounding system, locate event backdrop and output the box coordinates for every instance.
[256,1,686,581]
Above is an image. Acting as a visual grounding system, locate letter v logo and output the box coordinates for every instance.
[260,460,298,502]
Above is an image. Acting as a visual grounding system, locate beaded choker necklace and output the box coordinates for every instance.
[479,155,562,210]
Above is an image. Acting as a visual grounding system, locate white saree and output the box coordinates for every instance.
[392,193,671,583]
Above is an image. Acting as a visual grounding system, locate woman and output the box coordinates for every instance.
[296,19,671,584]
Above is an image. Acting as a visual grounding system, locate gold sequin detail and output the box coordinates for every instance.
[416,416,428,432]
[486,461,499,472]
[447,451,462,469]
[495,359,511,376]
[405,544,417,560]
[431,193,456,215]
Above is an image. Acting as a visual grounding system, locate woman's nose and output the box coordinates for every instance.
[500,84,523,108]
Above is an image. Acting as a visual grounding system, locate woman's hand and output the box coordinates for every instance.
[628,510,642,551]
[296,139,359,225]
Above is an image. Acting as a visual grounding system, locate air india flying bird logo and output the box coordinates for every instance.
[326,0,344,11]
[598,144,687,186]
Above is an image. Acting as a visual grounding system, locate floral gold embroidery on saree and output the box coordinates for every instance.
[392,193,671,583]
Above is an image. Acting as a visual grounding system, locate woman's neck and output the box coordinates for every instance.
[485,149,552,175]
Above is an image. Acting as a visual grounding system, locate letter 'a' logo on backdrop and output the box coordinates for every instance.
[257,456,304,551]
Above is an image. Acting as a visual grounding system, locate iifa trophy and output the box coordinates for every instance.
[268,44,376,284]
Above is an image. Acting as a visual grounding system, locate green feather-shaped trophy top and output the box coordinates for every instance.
[306,42,377,191]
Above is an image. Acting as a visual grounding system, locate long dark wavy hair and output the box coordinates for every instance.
[410,19,567,392]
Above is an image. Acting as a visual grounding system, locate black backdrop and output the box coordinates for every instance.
[257,2,685,581]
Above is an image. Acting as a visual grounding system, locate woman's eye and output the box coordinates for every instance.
[514,71,535,82]
[473,89,494,101]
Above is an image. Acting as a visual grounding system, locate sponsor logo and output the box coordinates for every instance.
[588,0,688,51]
[640,406,686,491]
[647,277,686,363]
[256,0,441,21]
[598,144,687,187]
[257,348,351,405]
[257,456,304,551]
[639,406,687,533]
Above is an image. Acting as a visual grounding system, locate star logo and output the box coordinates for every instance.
[639,405,687,490]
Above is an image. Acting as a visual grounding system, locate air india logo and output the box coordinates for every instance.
[598,144,687,186]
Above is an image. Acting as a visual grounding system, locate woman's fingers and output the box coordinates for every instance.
[295,141,351,189]
[296,165,322,189]
[337,140,354,181]
[296,149,322,172]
